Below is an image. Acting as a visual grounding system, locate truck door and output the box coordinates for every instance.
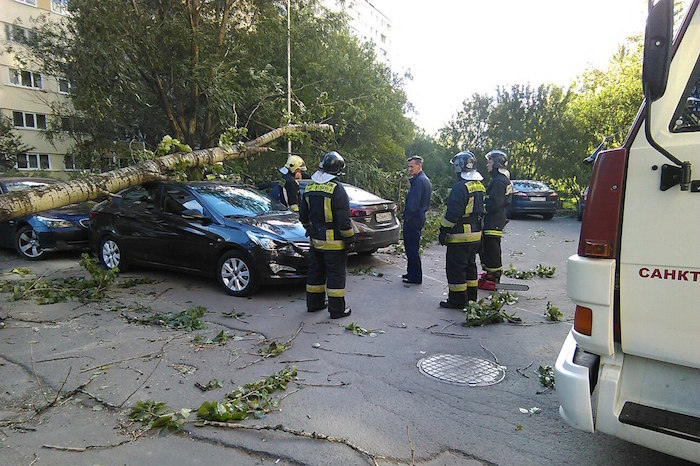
[619,5,700,369]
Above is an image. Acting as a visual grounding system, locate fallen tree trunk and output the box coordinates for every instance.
[0,124,332,222]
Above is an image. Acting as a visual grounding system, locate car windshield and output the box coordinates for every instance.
[192,185,285,217]
[513,181,549,192]
[4,180,54,192]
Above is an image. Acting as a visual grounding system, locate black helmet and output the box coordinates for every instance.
[450,151,477,174]
[319,151,346,175]
[485,150,508,169]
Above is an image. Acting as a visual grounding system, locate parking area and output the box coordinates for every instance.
[0,216,690,465]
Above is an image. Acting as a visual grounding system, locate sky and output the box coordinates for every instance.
[369,0,654,135]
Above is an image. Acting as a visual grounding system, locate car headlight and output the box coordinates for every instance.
[35,216,74,228]
[247,231,278,250]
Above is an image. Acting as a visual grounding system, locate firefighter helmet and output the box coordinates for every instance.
[485,150,508,169]
[319,151,346,175]
[284,155,307,173]
[451,151,477,173]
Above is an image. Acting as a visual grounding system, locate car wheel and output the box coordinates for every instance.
[99,236,128,272]
[542,212,554,220]
[15,225,45,260]
[217,250,257,297]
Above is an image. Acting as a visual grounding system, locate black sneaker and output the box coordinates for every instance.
[330,308,352,319]
[439,300,464,310]
[401,274,408,279]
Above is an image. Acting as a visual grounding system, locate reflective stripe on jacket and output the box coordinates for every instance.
[440,179,485,244]
[299,180,354,250]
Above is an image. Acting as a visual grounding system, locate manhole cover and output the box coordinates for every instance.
[417,353,505,386]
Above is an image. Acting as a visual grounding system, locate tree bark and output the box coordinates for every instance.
[0,124,332,222]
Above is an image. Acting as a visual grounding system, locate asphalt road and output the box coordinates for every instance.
[0,216,693,465]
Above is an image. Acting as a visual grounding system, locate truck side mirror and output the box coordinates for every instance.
[642,0,673,101]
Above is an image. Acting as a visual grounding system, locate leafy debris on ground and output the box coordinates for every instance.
[0,254,117,304]
[537,365,555,388]
[195,379,223,392]
[349,267,383,277]
[129,306,207,331]
[129,400,191,436]
[545,302,563,321]
[464,292,522,327]
[118,277,160,288]
[504,263,556,280]
[344,322,384,337]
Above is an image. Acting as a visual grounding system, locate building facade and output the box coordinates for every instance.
[1,0,73,175]
[321,0,392,64]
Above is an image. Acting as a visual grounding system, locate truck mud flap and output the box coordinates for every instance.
[619,402,700,443]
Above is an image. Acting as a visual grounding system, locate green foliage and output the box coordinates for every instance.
[344,322,383,337]
[258,340,290,357]
[349,267,383,277]
[0,116,33,169]
[117,277,159,288]
[192,330,235,346]
[537,365,556,389]
[155,135,192,157]
[141,306,207,332]
[464,292,522,326]
[129,400,190,436]
[10,267,32,276]
[420,211,442,247]
[503,263,556,279]
[545,302,563,322]
[221,309,249,321]
[196,367,297,422]
[0,254,117,304]
[196,379,223,392]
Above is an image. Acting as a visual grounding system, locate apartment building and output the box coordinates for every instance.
[321,0,392,64]
[1,0,73,174]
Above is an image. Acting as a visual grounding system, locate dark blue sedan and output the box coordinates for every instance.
[89,181,309,296]
[506,180,558,220]
[0,177,91,260]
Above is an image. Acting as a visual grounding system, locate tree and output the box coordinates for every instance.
[0,124,331,222]
[0,117,32,171]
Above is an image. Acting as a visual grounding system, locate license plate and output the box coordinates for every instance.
[530,197,546,202]
[375,212,393,223]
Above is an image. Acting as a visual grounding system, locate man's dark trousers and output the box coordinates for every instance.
[403,219,424,283]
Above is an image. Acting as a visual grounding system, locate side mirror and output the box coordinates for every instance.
[182,209,210,224]
[642,0,673,101]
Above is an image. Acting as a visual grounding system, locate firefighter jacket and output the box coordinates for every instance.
[440,179,485,244]
[299,179,355,250]
[484,169,512,231]
[281,171,301,212]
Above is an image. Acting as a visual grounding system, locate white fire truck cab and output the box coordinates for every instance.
[554,0,700,461]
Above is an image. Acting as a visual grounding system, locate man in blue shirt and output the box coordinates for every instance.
[402,155,432,284]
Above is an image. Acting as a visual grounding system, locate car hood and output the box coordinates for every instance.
[40,202,92,218]
[224,211,307,242]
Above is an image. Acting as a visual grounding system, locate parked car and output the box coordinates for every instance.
[0,177,91,260]
[506,180,558,220]
[89,181,309,296]
[577,185,589,221]
[298,180,400,255]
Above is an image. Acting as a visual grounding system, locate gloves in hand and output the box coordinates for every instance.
[438,230,448,246]
[344,237,356,250]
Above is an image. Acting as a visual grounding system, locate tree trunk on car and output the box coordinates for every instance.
[0,124,332,222]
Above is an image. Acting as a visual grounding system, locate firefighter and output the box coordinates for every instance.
[438,151,485,309]
[299,151,354,319]
[279,155,307,212]
[479,150,513,290]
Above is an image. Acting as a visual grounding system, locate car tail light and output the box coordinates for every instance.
[350,208,373,218]
[548,192,558,198]
[514,192,527,198]
[577,148,627,259]
[574,305,593,336]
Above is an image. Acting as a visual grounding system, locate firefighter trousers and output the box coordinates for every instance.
[445,241,481,306]
[306,247,348,315]
[481,232,503,280]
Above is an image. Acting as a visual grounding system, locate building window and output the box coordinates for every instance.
[64,155,77,170]
[14,0,38,6]
[9,69,43,89]
[58,77,70,94]
[17,153,50,170]
[51,0,69,14]
[4,24,37,43]
[12,111,48,130]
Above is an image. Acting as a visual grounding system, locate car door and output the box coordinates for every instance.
[111,185,160,261]
[149,185,220,272]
